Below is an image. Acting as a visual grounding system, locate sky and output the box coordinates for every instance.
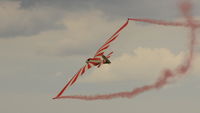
[0,0,200,113]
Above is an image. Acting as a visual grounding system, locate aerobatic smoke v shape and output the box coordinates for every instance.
[55,1,199,100]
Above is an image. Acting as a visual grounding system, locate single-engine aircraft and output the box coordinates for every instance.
[53,20,129,99]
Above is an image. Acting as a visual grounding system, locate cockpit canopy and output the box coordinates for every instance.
[86,58,91,63]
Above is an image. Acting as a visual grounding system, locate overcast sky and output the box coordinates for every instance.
[0,0,200,113]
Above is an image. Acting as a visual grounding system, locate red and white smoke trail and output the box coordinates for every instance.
[56,1,199,100]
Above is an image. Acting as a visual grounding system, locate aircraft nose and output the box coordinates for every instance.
[86,59,90,63]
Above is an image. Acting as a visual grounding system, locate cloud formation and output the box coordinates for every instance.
[80,48,200,83]
[19,0,176,18]
[80,48,185,83]
[18,0,200,19]
[0,0,200,112]
[36,10,121,56]
[2,0,200,38]
[0,1,65,38]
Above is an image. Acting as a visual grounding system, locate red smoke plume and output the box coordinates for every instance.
[55,1,199,100]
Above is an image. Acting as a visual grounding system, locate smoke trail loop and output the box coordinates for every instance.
[55,1,199,100]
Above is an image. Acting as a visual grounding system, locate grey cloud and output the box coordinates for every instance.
[0,18,65,38]
[2,0,200,38]
[19,0,94,11]
[19,0,200,20]
[0,1,65,38]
